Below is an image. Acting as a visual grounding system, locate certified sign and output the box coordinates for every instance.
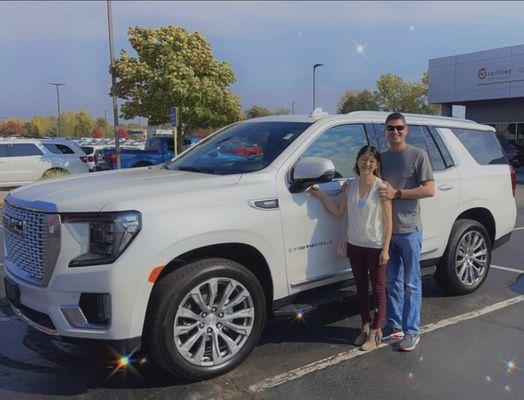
[478,68,487,80]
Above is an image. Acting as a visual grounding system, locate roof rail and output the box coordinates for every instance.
[346,110,478,124]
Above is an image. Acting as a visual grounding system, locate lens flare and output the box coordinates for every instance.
[503,355,520,375]
[504,385,512,393]
[105,344,143,381]
[407,372,414,380]
[484,375,493,384]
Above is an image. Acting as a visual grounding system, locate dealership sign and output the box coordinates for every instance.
[428,44,524,103]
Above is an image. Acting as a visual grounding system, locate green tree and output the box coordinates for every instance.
[74,109,95,137]
[112,26,244,139]
[60,109,77,138]
[95,117,111,137]
[337,90,378,113]
[245,105,272,119]
[244,105,291,118]
[30,115,56,137]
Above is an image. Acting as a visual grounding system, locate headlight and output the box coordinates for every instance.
[61,211,141,267]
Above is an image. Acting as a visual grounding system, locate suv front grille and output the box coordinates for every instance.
[3,201,49,282]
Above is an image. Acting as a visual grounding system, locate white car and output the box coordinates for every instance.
[80,145,114,172]
[0,137,89,187]
[3,111,517,380]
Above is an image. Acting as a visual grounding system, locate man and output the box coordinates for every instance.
[378,112,435,351]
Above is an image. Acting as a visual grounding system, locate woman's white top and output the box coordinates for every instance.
[346,177,384,249]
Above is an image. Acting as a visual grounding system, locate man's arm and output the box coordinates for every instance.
[379,180,434,200]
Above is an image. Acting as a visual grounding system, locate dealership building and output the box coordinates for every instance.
[428,44,524,147]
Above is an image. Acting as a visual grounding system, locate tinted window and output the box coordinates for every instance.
[429,127,454,168]
[148,137,162,151]
[300,124,369,178]
[10,144,43,157]
[166,121,312,174]
[166,138,174,152]
[422,127,446,171]
[81,146,94,155]
[452,128,507,165]
[44,143,75,154]
[0,144,8,157]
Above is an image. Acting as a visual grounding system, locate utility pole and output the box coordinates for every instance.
[106,0,121,169]
[48,82,66,137]
[312,63,324,111]
[291,101,296,115]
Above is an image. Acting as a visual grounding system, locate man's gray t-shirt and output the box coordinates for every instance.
[381,145,434,234]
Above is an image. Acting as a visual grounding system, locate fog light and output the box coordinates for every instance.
[79,293,111,326]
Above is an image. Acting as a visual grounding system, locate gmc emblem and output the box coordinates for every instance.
[3,215,25,237]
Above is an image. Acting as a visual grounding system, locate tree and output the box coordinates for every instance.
[75,109,95,137]
[338,72,440,115]
[0,119,24,137]
[112,26,244,139]
[245,105,272,119]
[95,117,111,137]
[60,109,77,138]
[30,115,56,137]
[244,105,291,119]
[337,90,378,113]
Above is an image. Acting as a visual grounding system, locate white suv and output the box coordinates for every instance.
[3,111,516,380]
[0,137,89,187]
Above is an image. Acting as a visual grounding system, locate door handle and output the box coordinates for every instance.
[438,184,454,191]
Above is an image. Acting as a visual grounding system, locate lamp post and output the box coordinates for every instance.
[291,101,296,115]
[48,82,66,137]
[312,63,324,111]
[106,0,121,169]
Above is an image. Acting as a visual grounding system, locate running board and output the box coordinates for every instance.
[272,286,358,318]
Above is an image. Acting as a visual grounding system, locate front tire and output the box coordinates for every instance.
[435,219,491,295]
[144,258,266,380]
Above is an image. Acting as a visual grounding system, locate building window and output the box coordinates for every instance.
[496,123,517,142]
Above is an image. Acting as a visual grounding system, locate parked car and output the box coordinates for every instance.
[3,111,516,380]
[102,136,174,169]
[218,137,263,159]
[81,145,115,172]
[0,137,89,187]
[498,138,524,169]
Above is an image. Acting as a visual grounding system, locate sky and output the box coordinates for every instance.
[1,1,524,122]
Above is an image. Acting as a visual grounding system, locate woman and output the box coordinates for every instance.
[309,145,392,350]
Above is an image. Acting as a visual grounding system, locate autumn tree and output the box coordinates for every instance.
[0,119,24,137]
[74,109,95,137]
[112,26,244,138]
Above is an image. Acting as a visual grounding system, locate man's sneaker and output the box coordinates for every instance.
[381,326,405,341]
[398,335,420,351]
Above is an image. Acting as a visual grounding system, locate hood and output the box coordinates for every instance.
[8,167,241,212]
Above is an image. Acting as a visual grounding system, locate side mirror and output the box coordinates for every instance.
[290,157,336,193]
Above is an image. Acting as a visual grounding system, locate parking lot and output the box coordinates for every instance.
[0,187,523,400]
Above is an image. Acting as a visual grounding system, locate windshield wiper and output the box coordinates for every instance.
[177,166,216,174]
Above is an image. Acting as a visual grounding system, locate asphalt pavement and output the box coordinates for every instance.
[0,187,523,400]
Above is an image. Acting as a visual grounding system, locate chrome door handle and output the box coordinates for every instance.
[438,184,454,191]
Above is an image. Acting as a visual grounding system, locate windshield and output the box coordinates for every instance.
[166,121,312,174]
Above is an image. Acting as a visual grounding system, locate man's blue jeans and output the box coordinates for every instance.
[386,229,423,336]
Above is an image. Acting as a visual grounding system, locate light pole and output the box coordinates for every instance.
[291,101,296,115]
[106,0,121,169]
[312,63,324,111]
[48,82,66,137]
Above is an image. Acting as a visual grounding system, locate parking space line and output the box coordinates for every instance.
[249,294,524,393]
[491,265,523,274]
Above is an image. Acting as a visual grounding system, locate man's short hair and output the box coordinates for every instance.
[385,112,406,125]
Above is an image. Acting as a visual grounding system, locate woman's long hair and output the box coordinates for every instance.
[353,145,382,178]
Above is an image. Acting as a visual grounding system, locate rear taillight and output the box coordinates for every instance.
[510,165,516,197]
[108,153,117,165]
[80,156,87,163]
[87,156,94,162]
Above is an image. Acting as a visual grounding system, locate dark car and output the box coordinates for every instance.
[498,138,524,168]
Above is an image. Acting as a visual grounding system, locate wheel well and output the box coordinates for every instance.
[133,161,153,167]
[156,243,274,310]
[41,168,69,177]
[456,208,495,244]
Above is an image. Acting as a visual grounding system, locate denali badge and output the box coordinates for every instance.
[3,215,25,237]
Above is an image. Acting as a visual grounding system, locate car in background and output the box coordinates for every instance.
[498,138,524,169]
[218,137,263,159]
[102,136,175,169]
[81,145,114,172]
[0,137,89,188]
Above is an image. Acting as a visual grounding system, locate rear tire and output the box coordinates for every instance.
[435,219,491,295]
[144,258,266,381]
[41,168,70,180]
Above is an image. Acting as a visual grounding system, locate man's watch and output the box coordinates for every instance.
[394,189,402,199]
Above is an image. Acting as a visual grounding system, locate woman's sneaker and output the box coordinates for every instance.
[398,335,420,351]
[381,326,405,341]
